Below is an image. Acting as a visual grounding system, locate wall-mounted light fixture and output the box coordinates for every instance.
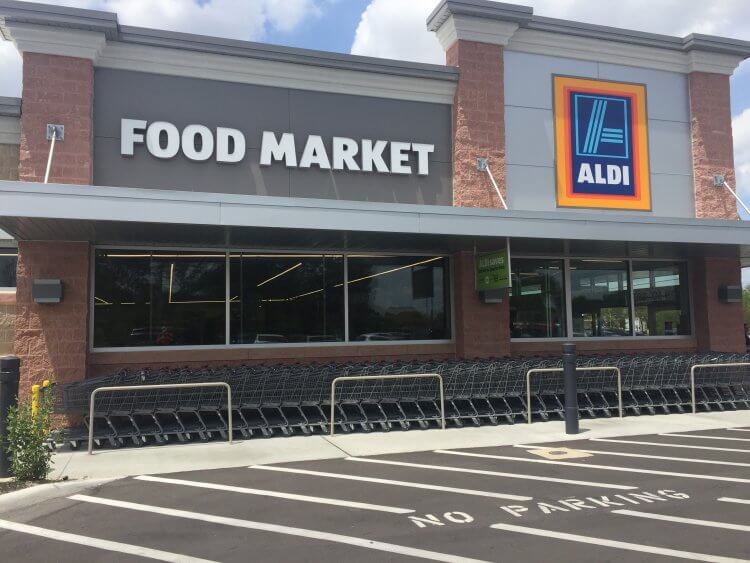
[476,157,508,210]
[44,124,64,184]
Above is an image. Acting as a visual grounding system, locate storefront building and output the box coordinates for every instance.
[0,0,749,392]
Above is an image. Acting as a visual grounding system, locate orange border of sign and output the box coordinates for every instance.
[553,76,651,211]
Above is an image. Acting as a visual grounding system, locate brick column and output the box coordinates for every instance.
[15,242,90,390]
[691,256,745,352]
[19,52,94,184]
[688,72,738,219]
[15,52,94,389]
[453,251,509,358]
[447,40,506,208]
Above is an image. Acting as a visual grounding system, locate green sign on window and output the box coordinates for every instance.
[475,246,511,291]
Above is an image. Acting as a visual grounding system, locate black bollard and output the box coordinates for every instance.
[562,343,579,435]
[0,356,21,478]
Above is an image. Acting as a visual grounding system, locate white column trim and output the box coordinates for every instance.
[4,23,105,61]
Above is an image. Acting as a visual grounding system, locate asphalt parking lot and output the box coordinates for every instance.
[2,426,750,562]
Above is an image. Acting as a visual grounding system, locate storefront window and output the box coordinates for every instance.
[0,249,17,288]
[570,260,631,337]
[94,251,226,347]
[347,255,450,341]
[632,261,691,336]
[229,254,344,344]
[509,259,566,338]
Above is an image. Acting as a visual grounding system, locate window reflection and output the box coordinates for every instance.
[230,254,344,344]
[0,250,17,288]
[94,251,226,347]
[510,259,566,338]
[570,260,631,337]
[347,256,450,341]
[633,262,691,336]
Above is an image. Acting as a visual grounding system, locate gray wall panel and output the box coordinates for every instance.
[93,69,452,205]
[289,161,452,205]
[504,51,694,218]
[505,106,553,167]
[649,174,695,217]
[596,63,690,122]
[504,52,597,110]
[648,120,693,176]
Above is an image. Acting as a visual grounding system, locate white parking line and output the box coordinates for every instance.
[660,433,750,443]
[489,522,750,563]
[346,456,637,490]
[612,509,750,532]
[436,450,750,485]
[250,464,532,501]
[0,518,216,563]
[591,438,750,453]
[718,497,750,506]
[69,494,492,563]
[134,475,414,514]
[517,444,750,468]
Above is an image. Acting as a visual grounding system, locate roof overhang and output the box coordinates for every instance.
[1,180,750,253]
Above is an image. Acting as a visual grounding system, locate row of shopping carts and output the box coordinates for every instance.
[55,352,750,449]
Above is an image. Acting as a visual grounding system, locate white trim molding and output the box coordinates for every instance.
[97,42,456,104]
[4,23,105,61]
[435,14,519,49]
[507,29,745,76]
[0,116,20,145]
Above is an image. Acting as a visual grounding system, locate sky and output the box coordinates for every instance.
[1,0,750,280]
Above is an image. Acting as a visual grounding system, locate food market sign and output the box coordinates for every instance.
[120,119,435,176]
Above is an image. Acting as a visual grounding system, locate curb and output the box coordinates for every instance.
[0,478,115,516]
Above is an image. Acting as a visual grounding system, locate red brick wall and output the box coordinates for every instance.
[453,251,508,358]
[689,72,738,220]
[691,255,745,352]
[14,241,90,391]
[19,52,94,184]
[15,52,94,391]
[447,40,506,208]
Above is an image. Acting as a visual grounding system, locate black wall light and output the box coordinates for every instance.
[32,279,63,304]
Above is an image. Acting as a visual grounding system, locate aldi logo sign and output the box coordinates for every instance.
[553,76,651,211]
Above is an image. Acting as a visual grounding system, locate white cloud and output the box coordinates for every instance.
[351,0,750,64]
[350,0,443,64]
[0,0,324,97]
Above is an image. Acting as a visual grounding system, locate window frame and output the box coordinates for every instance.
[511,254,694,342]
[0,248,18,292]
[90,246,455,352]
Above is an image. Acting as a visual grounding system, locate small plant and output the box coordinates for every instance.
[3,387,54,482]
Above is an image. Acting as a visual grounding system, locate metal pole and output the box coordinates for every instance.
[485,165,508,210]
[723,181,750,217]
[44,131,57,184]
[562,343,579,434]
[0,356,21,478]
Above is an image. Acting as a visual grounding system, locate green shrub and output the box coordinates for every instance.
[3,388,54,482]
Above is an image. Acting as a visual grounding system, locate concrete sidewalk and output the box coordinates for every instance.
[50,409,750,480]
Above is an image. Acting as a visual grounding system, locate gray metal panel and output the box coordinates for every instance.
[505,164,556,211]
[650,173,695,218]
[648,120,693,176]
[93,69,453,205]
[504,52,597,110]
[288,162,452,206]
[0,97,20,118]
[287,89,452,164]
[2,180,748,247]
[597,64,689,122]
[504,106,553,167]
